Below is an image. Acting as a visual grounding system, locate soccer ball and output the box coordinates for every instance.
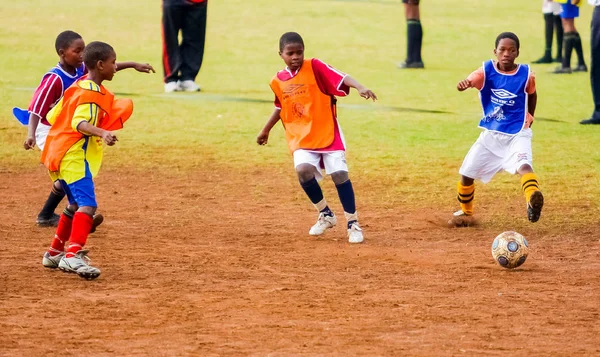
[491,231,529,269]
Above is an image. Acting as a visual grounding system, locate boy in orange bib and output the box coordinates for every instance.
[41,41,134,280]
[257,32,377,243]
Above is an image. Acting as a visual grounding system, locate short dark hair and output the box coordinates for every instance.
[279,32,304,52]
[55,30,82,54]
[83,41,115,69]
[495,32,520,50]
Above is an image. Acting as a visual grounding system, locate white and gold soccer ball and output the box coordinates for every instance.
[491,231,529,269]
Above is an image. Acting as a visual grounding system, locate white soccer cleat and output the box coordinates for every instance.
[309,212,337,236]
[58,250,101,280]
[179,80,201,92]
[42,251,65,269]
[347,222,364,244]
[164,81,180,93]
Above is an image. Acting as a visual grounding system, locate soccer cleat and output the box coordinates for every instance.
[309,212,337,236]
[36,213,60,227]
[448,210,474,228]
[552,66,572,74]
[580,117,600,125]
[179,80,201,92]
[58,250,101,280]
[397,61,425,69]
[532,55,553,64]
[573,64,588,72]
[164,81,180,93]
[90,214,104,234]
[347,222,364,244]
[527,191,544,223]
[42,251,65,269]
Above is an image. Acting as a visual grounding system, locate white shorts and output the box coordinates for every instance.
[543,0,562,15]
[35,123,51,152]
[293,150,348,181]
[459,129,533,184]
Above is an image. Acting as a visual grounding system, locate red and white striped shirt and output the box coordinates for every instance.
[28,65,87,125]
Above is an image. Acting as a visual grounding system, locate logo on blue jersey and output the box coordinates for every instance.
[490,88,517,100]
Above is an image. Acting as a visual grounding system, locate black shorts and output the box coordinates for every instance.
[402,0,420,4]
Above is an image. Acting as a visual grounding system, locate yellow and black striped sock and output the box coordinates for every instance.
[521,173,540,203]
[457,182,474,215]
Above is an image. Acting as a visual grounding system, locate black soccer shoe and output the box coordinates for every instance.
[527,191,544,223]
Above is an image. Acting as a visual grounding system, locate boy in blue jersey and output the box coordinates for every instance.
[449,32,544,227]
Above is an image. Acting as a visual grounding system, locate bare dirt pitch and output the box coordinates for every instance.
[1,164,599,356]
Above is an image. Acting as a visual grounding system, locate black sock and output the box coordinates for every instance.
[300,177,324,205]
[543,13,554,57]
[414,20,423,62]
[573,32,586,66]
[335,180,356,216]
[38,186,65,219]
[554,15,563,59]
[562,32,576,68]
[406,19,421,63]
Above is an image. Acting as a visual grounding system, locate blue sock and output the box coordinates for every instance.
[300,178,332,215]
[335,179,356,215]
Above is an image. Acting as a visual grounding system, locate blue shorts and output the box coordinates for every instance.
[59,177,97,208]
[561,1,580,19]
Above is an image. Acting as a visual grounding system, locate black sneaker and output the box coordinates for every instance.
[574,64,588,72]
[397,61,425,69]
[552,66,572,74]
[533,55,553,64]
[527,191,544,223]
[36,213,60,227]
[580,117,600,125]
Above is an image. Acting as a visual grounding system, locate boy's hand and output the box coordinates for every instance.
[133,63,155,73]
[572,0,581,5]
[358,87,377,101]
[102,131,118,146]
[457,79,472,91]
[257,130,270,145]
[23,136,36,150]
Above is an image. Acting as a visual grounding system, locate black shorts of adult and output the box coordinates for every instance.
[402,0,419,4]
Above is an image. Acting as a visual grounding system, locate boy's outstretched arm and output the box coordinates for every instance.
[342,76,377,101]
[457,79,473,91]
[528,91,537,117]
[116,62,155,73]
[257,108,281,145]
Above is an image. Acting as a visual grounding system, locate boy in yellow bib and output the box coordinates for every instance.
[257,32,377,243]
[41,41,134,279]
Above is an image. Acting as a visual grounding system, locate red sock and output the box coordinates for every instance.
[66,212,93,257]
[49,211,74,255]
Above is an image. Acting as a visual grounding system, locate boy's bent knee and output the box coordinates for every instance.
[296,164,317,183]
[78,206,97,217]
[330,170,349,185]
[517,164,534,175]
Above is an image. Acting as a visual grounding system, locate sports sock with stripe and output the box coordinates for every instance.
[49,208,74,255]
[521,173,540,203]
[457,182,474,215]
[65,212,93,257]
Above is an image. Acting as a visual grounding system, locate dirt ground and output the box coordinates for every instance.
[1,164,599,356]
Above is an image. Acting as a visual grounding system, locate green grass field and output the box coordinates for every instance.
[2,0,599,225]
[1,0,600,355]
